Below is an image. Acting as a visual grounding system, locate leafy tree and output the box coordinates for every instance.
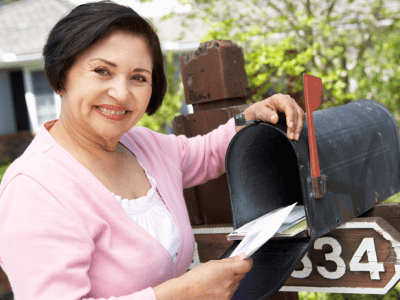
[136,51,184,133]
[161,0,400,126]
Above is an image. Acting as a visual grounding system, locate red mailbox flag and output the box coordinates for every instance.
[303,74,324,179]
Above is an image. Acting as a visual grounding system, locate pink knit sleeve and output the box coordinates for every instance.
[0,175,156,300]
[177,117,237,189]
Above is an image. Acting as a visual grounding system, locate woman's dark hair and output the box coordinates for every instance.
[43,1,166,115]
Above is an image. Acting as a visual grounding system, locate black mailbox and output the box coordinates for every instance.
[220,99,400,300]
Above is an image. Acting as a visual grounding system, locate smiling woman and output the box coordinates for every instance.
[0,1,305,300]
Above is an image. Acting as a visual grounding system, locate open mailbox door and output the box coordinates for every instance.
[220,74,400,300]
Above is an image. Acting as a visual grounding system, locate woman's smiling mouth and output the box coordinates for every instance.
[94,105,130,121]
[96,106,127,115]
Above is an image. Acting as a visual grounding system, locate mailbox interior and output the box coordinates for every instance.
[225,119,307,231]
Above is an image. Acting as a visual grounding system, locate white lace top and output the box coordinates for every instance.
[113,159,179,263]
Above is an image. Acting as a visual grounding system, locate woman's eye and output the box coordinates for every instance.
[94,68,110,75]
[131,75,147,82]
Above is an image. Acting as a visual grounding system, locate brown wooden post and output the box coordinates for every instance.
[174,39,251,226]
[0,130,34,163]
[174,39,299,300]
[0,266,12,300]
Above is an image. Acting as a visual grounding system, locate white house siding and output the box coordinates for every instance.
[0,69,17,135]
[22,69,39,133]
[31,70,58,127]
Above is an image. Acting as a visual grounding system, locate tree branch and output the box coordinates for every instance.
[306,0,312,17]
[356,33,372,65]
[304,0,314,45]
[354,0,382,65]
[282,0,297,22]
[267,0,313,46]
[326,0,337,22]
[341,46,349,93]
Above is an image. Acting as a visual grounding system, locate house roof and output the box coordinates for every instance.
[0,0,75,58]
[0,0,209,64]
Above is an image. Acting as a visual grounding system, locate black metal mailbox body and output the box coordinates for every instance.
[220,99,400,300]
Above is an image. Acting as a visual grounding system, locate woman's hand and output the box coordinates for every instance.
[235,94,306,141]
[153,252,253,300]
[180,252,253,299]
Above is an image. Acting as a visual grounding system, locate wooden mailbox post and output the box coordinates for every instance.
[174,40,251,226]
[175,39,400,299]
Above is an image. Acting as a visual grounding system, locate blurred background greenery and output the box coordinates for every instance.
[136,51,185,132]
[143,0,400,132]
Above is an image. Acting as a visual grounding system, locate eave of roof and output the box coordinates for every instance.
[0,0,209,65]
[0,0,76,62]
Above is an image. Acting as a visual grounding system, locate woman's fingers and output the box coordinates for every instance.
[294,104,306,141]
[232,281,240,293]
[255,94,304,140]
[272,95,298,139]
[235,272,247,281]
[229,255,253,275]
[177,255,253,299]
[257,105,279,124]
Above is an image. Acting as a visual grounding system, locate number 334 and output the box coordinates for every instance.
[292,237,385,280]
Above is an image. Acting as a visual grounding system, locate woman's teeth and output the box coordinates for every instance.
[97,106,127,115]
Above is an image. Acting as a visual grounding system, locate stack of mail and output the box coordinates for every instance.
[227,204,307,241]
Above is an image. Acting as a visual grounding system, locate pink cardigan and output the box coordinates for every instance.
[0,118,236,300]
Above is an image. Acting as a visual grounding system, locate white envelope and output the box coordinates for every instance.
[230,202,297,259]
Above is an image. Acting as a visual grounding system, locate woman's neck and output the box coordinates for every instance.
[48,117,122,163]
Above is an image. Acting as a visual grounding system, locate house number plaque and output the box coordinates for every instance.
[281,217,400,294]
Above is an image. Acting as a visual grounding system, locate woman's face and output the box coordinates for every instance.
[58,30,153,146]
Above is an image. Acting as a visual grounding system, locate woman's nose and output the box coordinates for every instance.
[108,76,130,102]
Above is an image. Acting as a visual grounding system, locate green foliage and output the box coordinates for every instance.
[183,0,400,123]
[0,158,12,184]
[383,191,400,203]
[136,51,184,133]
[353,25,400,117]
[299,292,330,300]
[298,283,400,299]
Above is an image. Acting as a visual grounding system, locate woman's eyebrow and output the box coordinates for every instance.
[134,68,151,75]
[89,58,151,74]
[89,58,117,67]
